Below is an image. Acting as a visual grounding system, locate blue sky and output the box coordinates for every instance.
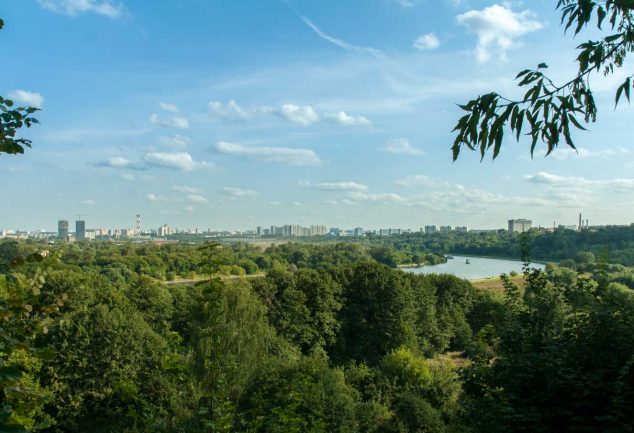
[1,0,633,231]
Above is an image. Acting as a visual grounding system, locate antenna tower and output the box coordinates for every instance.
[136,214,141,236]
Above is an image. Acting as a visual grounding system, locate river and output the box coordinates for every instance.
[402,255,545,280]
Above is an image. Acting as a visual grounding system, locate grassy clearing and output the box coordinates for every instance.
[470,274,526,295]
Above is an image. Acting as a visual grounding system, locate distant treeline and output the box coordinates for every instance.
[357,224,634,266]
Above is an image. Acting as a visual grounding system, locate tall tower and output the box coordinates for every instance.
[579,213,582,230]
[135,214,141,236]
[75,220,86,241]
[58,220,69,240]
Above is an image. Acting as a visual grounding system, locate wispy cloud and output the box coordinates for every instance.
[395,0,417,8]
[187,194,209,203]
[525,172,634,190]
[37,0,127,18]
[8,90,44,108]
[457,4,543,63]
[547,146,631,161]
[159,134,191,148]
[347,191,406,203]
[213,141,321,166]
[173,185,200,193]
[222,187,258,198]
[382,138,425,156]
[147,193,168,202]
[159,102,180,113]
[300,180,368,192]
[297,14,385,58]
[149,113,189,129]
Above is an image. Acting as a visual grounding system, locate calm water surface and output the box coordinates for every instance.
[402,255,545,280]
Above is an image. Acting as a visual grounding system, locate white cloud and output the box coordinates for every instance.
[277,104,320,125]
[121,173,135,181]
[37,0,127,18]
[80,199,96,205]
[149,113,189,129]
[549,146,631,160]
[209,100,250,120]
[147,193,167,202]
[347,191,406,203]
[269,201,281,206]
[208,100,370,127]
[143,152,207,171]
[395,174,450,188]
[187,194,209,203]
[322,111,371,125]
[222,187,258,198]
[525,172,634,190]
[301,180,369,192]
[159,102,180,113]
[159,134,191,148]
[396,0,417,7]
[101,156,132,168]
[414,33,440,50]
[8,90,44,108]
[213,141,321,166]
[382,138,425,156]
[457,4,543,63]
[173,185,200,193]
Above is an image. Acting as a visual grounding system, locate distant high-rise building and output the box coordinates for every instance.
[454,226,468,233]
[57,220,69,240]
[75,220,86,241]
[440,225,452,233]
[424,225,437,234]
[508,219,532,233]
[158,224,173,237]
[310,225,328,236]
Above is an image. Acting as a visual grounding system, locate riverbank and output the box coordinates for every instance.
[446,253,550,265]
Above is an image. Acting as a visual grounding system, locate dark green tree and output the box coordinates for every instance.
[335,263,418,365]
[234,357,358,433]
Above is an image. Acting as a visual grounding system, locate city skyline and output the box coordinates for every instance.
[1,1,633,229]
[0,213,608,237]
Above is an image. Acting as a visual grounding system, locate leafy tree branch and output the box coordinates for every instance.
[452,0,634,160]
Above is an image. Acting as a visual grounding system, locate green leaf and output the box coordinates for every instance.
[597,6,606,29]
[0,18,4,30]
[615,77,631,107]
[0,366,23,380]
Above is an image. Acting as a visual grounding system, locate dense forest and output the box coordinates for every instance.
[1,238,634,432]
